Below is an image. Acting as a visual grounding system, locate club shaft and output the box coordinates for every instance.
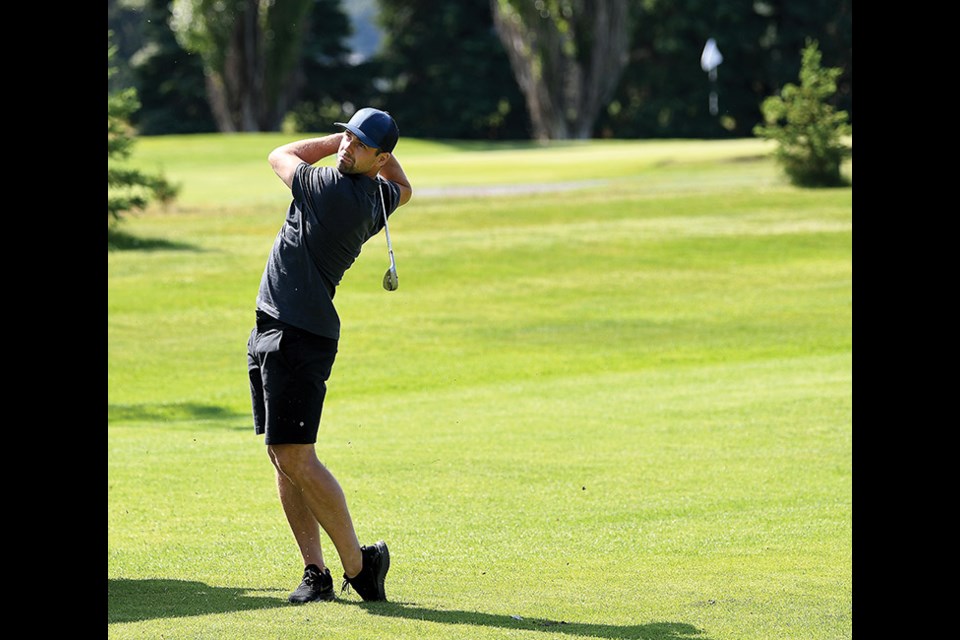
[379,182,396,269]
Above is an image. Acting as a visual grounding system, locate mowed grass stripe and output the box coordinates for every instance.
[109,136,851,640]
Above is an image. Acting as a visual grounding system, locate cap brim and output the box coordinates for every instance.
[334,123,379,150]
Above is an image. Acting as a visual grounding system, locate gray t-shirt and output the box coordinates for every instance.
[256,162,401,339]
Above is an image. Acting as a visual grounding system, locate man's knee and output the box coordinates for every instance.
[268,443,312,478]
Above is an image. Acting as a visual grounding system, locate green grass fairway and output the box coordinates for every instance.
[108,136,852,640]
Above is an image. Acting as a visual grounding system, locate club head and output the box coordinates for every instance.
[383,267,398,291]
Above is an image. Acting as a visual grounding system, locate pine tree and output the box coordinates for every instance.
[753,39,851,187]
[108,33,178,225]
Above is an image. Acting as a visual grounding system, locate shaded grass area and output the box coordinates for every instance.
[108,226,199,252]
[107,401,247,424]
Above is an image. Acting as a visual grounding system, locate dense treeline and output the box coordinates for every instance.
[108,0,850,140]
[601,0,851,138]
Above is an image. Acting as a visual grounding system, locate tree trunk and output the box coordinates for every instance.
[578,0,630,138]
[202,0,265,132]
[241,0,259,131]
[490,0,630,141]
[170,0,315,133]
[204,72,236,133]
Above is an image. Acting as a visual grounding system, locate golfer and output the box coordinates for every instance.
[246,107,412,603]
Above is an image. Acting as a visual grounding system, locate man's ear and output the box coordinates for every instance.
[377,151,392,168]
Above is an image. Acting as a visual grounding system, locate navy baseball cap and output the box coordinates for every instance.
[334,108,399,153]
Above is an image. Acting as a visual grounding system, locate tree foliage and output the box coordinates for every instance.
[597,0,851,139]
[281,0,373,133]
[374,0,529,140]
[753,39,851,187]
[127,0,216,134]
[169,0,315,131]
[108,34,179,224]
[111,0,852,141]
[490,0,630,140]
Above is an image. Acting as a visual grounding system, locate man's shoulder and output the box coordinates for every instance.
[298,163,341,182]
[294,164,344,195]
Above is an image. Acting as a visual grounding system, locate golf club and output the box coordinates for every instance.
[379,181,398,291]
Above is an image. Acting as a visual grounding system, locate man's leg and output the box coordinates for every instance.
[273,457,326,571]
[268,443,363,577]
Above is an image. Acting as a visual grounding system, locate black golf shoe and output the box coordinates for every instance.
[288,564,335,603]
[341,540,390,601]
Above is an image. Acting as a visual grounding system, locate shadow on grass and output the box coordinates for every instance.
[108,579,712,640]
[108,227,201,252]
[108,402,247,424]
[350,601,712,640]
[108,578,281,623]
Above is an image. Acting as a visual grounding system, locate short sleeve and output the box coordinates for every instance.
[291,162,313,202]
[380,178,402,218]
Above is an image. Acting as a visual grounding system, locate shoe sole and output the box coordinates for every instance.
[373,540,390,601]
[289,594,335,604]
[289,589,336,604]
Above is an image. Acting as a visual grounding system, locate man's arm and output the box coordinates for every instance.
[379,153,413,207]
[267,134,342,189]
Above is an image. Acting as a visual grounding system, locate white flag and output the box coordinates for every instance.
[701,38,723,72]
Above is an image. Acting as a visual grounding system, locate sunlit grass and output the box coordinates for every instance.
[109,136,851,640]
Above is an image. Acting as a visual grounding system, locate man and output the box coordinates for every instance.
[246,107,412,603]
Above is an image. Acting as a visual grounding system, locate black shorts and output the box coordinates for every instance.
[247,310,338,445]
